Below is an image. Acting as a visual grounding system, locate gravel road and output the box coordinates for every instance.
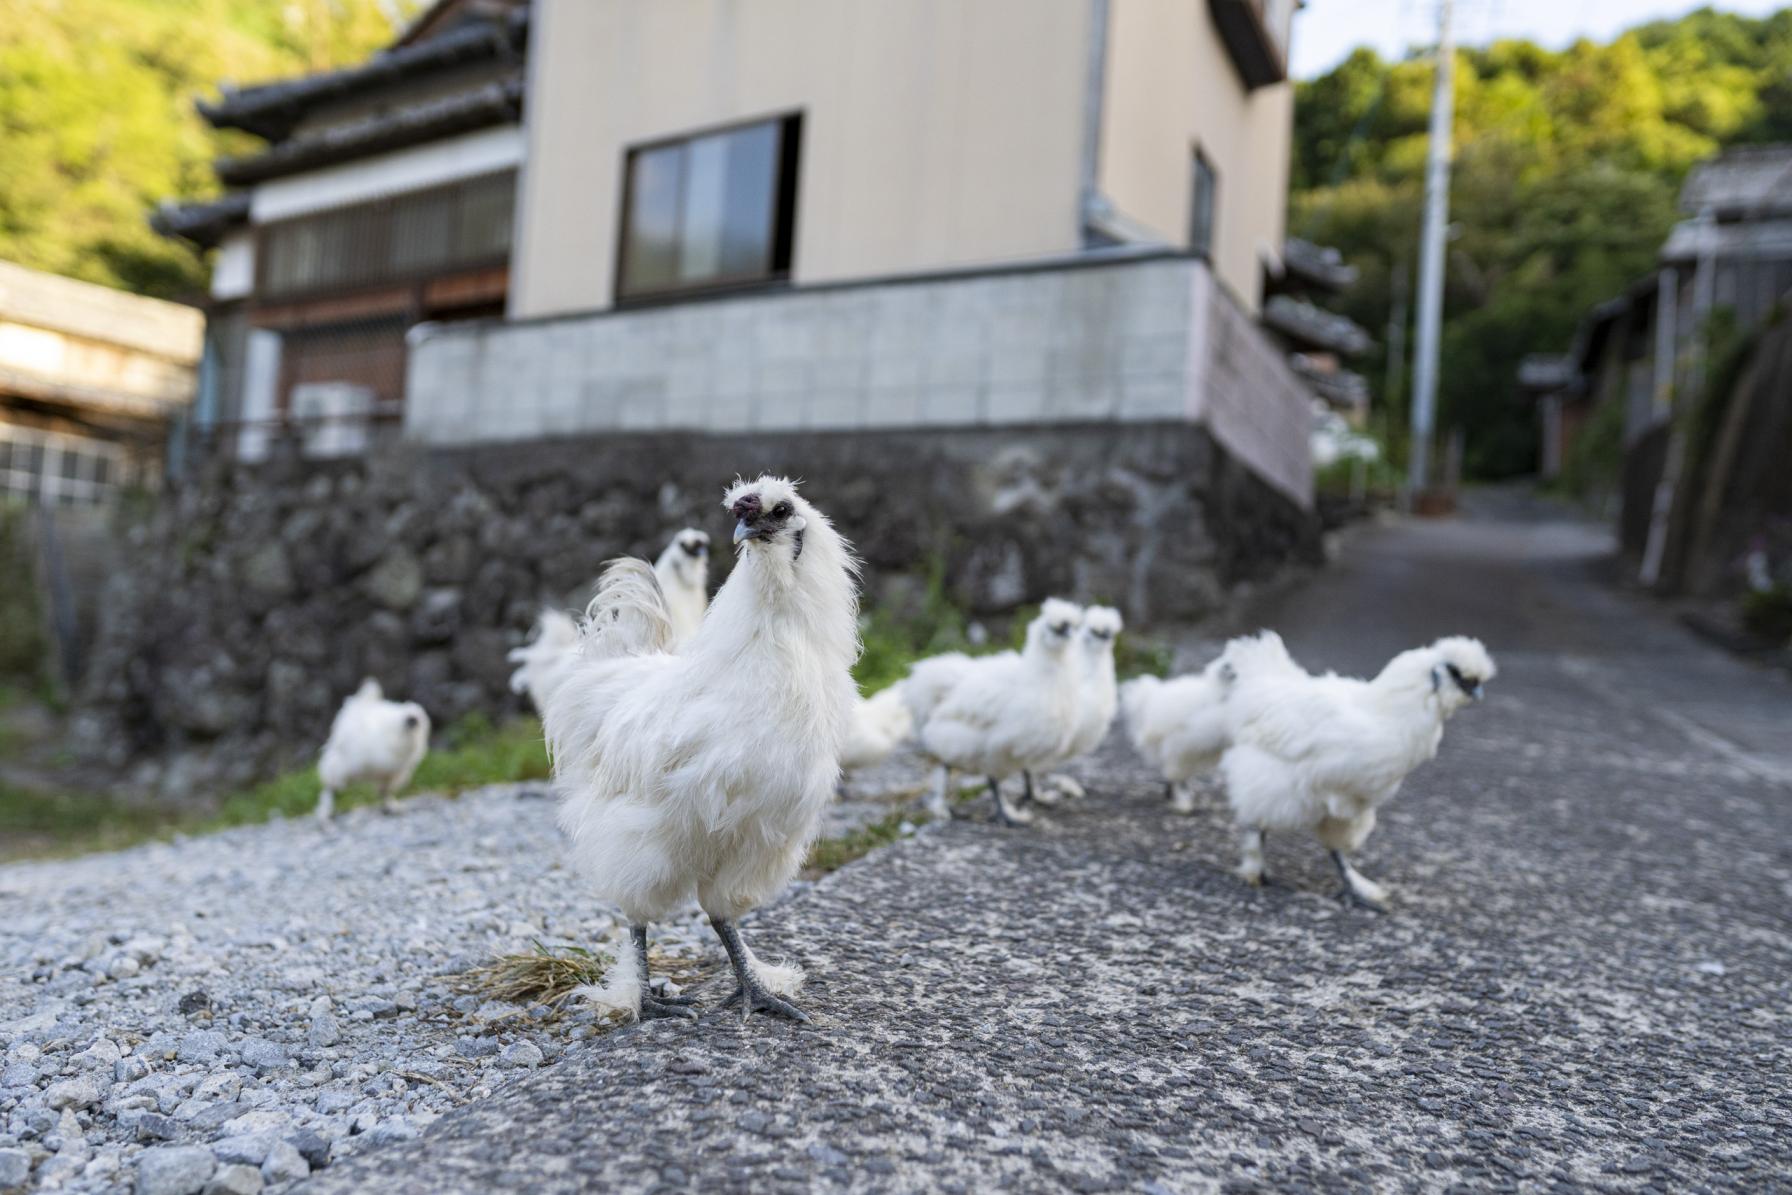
[5,499,1791,1193]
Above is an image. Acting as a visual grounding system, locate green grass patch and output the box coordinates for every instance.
[2,714,552,861]
[206,714,550,829]
[804,808,927,877]
[0,780,187,862]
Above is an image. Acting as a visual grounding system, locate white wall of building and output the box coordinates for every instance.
[210,231,256,302]
[512,0,1091,318]
[408,255,1313,507]
[1098,0,1294,312]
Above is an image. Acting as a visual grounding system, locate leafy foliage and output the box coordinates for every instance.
[1292,8,1792,479]
[0,0,421,299]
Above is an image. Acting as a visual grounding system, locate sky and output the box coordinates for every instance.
[1292,0,1789,78]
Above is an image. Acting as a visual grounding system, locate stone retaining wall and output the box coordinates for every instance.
[74,423,1318,798]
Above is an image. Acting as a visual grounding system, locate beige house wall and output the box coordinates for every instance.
[1098,0,1292,312]
[513,0,1091,319]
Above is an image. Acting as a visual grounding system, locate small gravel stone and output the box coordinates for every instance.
[364,1117,417,1146]
[116,1055,150,1083]
[45,1075,103,1110]
[306,1010,341,1049]
[135,1112,181,1142]
[258,1141,309,1185]
[499,1041,543,1068]
[135,1145,216,1195]
[209,1135,274,1167]
[237,1039,288,1071]
[284,1130,331,1170]
[0,1062,37,1088]
[455,1037,499,1059]
[177,1032,226,1064]
[200,1164,262,1195]
[75,1039,122,1070]
[0,1148,29,1189]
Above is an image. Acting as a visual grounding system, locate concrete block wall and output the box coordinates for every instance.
[406,253,1311,506]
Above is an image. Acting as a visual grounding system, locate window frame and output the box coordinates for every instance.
[613,111,803,305]
[1189,147,1218,263]
[255,170,517,302]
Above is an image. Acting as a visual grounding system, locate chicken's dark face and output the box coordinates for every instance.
[1027,598,1084,657]
[729,488,807,560]
[678,532,709,560]
[1427,636,1496,715]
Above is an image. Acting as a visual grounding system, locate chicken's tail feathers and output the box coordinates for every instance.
[579,558,676,660]
[507,609,580,693]
[861,683,915,742]
[1119,675,1162,727]
[1218,630,1300,689]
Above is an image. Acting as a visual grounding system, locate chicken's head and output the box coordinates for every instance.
[1081,606,1123,653]
[676,529,710,560]
[725,476,815,561]
[1026,598,1083,657]
[1426,636,1496,714]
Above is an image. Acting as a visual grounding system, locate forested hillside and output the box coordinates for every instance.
[0,0,420,300]
[1292,7,1792,477]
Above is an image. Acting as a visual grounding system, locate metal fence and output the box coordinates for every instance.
[0,422,139,507]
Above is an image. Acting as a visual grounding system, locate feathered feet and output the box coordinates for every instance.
[711,918,810,1024]
[1330,850,1389,912]
[990,777,1036,827]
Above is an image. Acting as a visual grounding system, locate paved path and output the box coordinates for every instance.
[309,500,1792,1194]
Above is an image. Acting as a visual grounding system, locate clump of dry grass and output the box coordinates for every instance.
[454,941,610,1015]
[452,939,716,1022]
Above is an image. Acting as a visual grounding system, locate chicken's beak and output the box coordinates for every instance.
[1469,682,1485,701]
[733,519,763,545]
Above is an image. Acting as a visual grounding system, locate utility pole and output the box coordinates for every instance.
[1408,0,1455,495]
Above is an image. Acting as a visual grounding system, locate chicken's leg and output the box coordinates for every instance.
[711,919,809,1023]
[632,926,699,1021]
[1169,782,1197,815]
[923,765,954,820]
[1330,851,1388,912]
[315,788,336,823]
[1236,827,1271,886]
[989,778,1035,827]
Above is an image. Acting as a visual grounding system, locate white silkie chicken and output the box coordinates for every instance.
[1218,631,1496,910]
[1120,648,1240,815]
[898,651,980,818]
[838,684,915,779]
[652,527,711,647]
[542,477,858,1023]
[1038,605,1123,802]
[315,679,430,821]
[916,599,1084,827]
[506,608,581,715]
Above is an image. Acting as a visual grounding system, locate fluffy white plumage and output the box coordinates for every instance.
[839,684,914,772]
[1037,605,1123,801]
[916,598,1084,826]
[315,679,430,821]
[1119,647,1240,815]
[1218,630,1496,907]
[541,477,859,1022]
[652,527,711,647]
[506,608,580,715]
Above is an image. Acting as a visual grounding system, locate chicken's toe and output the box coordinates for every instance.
[719,984,811,1024]
[638,995,699,1021]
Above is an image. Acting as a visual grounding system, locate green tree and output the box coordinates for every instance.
[1292,7,1792,478]
[0,0,421,300]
